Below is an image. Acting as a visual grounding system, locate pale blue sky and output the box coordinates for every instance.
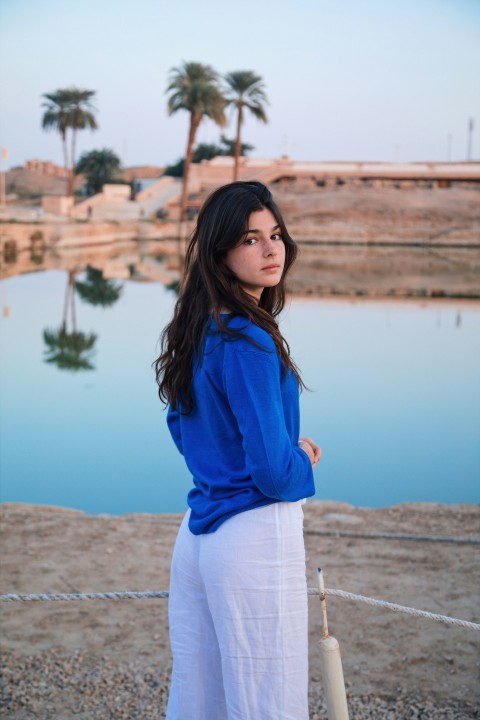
[0,0,479,169]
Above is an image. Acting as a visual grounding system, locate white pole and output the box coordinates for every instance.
[317,568,349,720]
[0,147,8,212]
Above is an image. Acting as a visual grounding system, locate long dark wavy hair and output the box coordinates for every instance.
[155,181,303,412]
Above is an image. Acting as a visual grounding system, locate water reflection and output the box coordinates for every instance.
[29,231,46,265]
[43,326,97,371]
[42,266,124,372]
[1,239,180,371]
[75,266,123,307]
[0,241,479,512]
[43,270,98,372]
[0,237,181,287]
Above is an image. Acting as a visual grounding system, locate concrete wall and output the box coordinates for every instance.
[42,195,74,215]
[189,157,480,189]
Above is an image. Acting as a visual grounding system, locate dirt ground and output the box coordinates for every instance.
[1,501,478,714]
[277,185,480,298]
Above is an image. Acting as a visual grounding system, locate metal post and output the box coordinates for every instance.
[0,147,8,212]
[467,118,474,161]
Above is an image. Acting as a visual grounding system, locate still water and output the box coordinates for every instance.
[1,269,479,514]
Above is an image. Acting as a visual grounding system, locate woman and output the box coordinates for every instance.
[155,181,321,719]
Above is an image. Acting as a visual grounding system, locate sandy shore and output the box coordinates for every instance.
[1,501,479,719]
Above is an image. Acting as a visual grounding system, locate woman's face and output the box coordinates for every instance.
[224,208,286,300]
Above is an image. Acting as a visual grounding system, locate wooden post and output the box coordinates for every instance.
[317,568,349,720]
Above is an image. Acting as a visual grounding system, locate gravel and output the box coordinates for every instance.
[1,648,478,719]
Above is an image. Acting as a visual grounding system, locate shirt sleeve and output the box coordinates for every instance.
[167,405,184,455]
[223,342,315,501]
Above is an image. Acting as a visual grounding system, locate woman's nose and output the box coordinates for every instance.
[263,237,276,255]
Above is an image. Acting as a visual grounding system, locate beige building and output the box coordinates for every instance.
[165,156,480,219]
[24,159,68,178]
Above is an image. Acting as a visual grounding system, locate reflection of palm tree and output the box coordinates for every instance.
[43,328,97,370]
[43,270,97,371]
[166,280,180,295]
[75,266,123,307]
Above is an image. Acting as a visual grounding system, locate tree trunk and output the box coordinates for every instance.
[61,130,69,197]
[62,271,71,331]
[233,103,243,182]
[69,129,77,198]
[180,115,199,223]
[71,275,77,332]
[63,270,77,331]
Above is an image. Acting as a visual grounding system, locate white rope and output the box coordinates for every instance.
[304,530,480,544]
[0,591,169,602]
[307,588,480,631]
[1,588,479,632]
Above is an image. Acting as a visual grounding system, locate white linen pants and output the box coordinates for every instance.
[166,500,309,720]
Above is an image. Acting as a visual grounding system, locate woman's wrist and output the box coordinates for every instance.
[298,437,322,467]
[298,439,314,464]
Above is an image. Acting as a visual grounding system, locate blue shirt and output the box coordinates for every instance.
[167,315,315,534]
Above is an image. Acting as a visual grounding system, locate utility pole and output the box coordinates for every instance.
[466,118,474,161]
[0,147,9,211]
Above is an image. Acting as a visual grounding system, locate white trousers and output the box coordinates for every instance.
[166,501,309,720]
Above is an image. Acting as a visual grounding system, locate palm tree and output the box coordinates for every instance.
[224,71,268,181]
[66,89,98,196]
[218,134,254,158]
[41,90,70,191]
[166,62,226,221]
[42,87,98,196]
[76,149,122,195]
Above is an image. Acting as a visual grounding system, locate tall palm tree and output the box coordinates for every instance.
[42,87,98,196]
[41,90,70,193]
[224,71,268,181]
[166,62,226,222]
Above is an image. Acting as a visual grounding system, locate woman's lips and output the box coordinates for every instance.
[261,264,281,271]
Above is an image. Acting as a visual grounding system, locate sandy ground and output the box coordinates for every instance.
[1,501,479,717]
[279,185,480,298]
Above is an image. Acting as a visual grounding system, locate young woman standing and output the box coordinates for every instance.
[155,181,321,719]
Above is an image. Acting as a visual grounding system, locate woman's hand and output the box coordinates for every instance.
[298,437,322,469]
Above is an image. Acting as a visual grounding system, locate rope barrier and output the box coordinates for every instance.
[1,588,479,631]
[0,591,169,602]
[304,530,480,544]
[312,588,480,631]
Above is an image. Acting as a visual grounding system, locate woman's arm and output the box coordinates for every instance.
[224,343,316,501]
[167,406,184,455]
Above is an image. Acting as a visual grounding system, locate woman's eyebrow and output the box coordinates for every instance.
[246,224,281,233]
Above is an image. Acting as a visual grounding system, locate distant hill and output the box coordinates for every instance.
[6,168,83,199]
[6,165,165,199]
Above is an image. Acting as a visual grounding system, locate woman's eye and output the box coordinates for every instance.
[244,237,258,246]
[271,233,282,241]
